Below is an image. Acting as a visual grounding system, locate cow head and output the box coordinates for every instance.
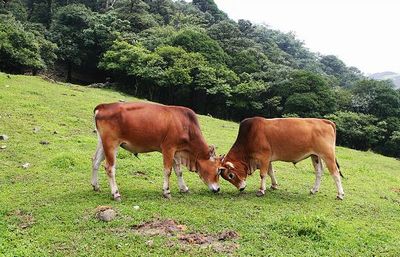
[218,159,247,191]
[196,145,221,193]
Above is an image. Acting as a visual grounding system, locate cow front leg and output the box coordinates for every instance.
[173,158,189,193]
[268,163,278,190]
[162,149,175,199]
[310,155,323,194]
[256,162,269,197]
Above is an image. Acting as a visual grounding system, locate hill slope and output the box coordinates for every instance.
[0,73,400,256]
[370,71,400,88]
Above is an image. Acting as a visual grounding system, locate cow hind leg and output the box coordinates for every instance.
[322,155,344,200]
[92,136,105,191]
[268,163,278,190]
[173,158,189,193]
[310,155,323,195]
[103,141,121,201]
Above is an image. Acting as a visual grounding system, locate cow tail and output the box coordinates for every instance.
[330,121,344,178]
[93,106,102,146]
[336,158,344,178]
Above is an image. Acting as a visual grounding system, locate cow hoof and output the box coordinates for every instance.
[92,185,100,191]
[179,187,190,193]
[310,189,318,195]
[113,192,121,201]
[256,190,265,197]
[270,185,278,190]
[163,192,172,199]
[336,194,344,200]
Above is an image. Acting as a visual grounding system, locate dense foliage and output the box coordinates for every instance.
[0,0,399,157]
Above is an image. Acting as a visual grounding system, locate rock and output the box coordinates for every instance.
[119,99,125,102]
[39,140,50,145]
[33,127,41,133]
[133,205,140,210]
[22,163,30,169]
[145,240,154,247]
[95,206,116,222]
[0,134,9,140]
[0,145,6,149]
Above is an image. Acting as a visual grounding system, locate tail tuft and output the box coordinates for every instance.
[336,158,344,178]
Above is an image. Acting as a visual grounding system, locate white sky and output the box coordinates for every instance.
[213,0,400,74]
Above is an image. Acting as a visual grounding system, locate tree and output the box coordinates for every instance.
[273,70,337,117]
[50,4,94,81]
[171,28,226,65]
[0,14,45,73]
[351,79,400,118]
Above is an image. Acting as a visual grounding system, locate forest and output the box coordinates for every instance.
[1,0,399,157]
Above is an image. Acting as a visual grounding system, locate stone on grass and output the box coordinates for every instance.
[95,206,116,222]
[22,163,30,169]
[0,145,6,149]
[33,127,41,133]
[39,140,50,145]
[133,205,140,210]
[0,134,9,140]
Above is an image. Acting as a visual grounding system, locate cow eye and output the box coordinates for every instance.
[228,173,235,179]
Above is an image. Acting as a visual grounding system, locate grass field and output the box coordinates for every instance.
[1,73,400,256]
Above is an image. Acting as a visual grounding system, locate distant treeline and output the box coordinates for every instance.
[1,0,399,157]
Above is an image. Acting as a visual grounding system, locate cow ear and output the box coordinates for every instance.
[208,145,216,158]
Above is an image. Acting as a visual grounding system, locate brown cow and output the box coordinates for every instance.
[91,102,221,200]
[218,117,345,200]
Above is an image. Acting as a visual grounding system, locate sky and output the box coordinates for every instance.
[213,0,400,75]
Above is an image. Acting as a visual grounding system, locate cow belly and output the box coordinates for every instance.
[271,152,314,163]
[120,141,160,154]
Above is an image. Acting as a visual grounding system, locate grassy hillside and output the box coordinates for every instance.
[0,73,399,256]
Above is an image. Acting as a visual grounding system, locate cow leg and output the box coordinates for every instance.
[268,163,278,190]
[173,158,189,193]
[91,139,105,191]
[322,155,345,200]
[103,141,121,201]
[162,149,175,199]
[310,155,323,194]
[256,161,270,197]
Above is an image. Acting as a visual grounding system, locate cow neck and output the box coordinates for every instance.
[226,146,250,177]
[188,127,210,161]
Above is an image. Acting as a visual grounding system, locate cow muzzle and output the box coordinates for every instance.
[238,181,247,191]
[209,183,220,193]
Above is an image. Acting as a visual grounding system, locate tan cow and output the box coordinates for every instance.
[218,117,345,200]
[92,102,221,200]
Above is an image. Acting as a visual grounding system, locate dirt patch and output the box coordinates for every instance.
[133,219,187,236]
[391,188,400,194]
[131,171,148,178]
[8,209,35,229]
[132,219,239,253]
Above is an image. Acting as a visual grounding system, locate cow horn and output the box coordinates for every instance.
[226,161,234,169]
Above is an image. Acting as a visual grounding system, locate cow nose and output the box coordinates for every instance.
[239,186,246,192]
[212,187,220,193]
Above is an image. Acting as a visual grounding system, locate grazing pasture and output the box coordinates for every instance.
[0,73,399,256]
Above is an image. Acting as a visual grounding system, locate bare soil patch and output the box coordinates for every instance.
[132,219,239,254]
[8,209,35,229]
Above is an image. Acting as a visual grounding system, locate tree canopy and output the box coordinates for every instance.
[0,0,399,157]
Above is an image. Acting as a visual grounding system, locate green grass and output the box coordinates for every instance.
[1,73,400,256]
